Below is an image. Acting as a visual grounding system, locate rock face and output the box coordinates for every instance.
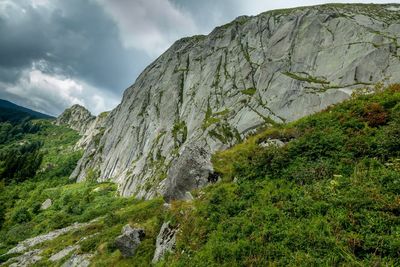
[115,225,145,257]
[55,104,95,135]
[71,4,400,199]
[152,221,177,263]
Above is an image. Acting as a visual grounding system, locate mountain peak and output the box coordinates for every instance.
[56,104,95,134]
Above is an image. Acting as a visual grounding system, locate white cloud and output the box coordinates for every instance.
[1,63,120,116]
[96,0,198,56]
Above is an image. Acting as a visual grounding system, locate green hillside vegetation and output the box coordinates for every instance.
[0,85,399,266]
[164,84,400,266]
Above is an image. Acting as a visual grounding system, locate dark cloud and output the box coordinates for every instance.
[0,0,151,115]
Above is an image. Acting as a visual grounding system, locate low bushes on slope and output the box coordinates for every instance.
[164,85,400,266]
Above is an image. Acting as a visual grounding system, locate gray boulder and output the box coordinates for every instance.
[162,145,213,202]
[40,198,52,210]
[115,225,145,257]
[55,104,95,135]
[152,221,177,263]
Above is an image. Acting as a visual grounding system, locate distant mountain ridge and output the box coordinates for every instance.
[0,99,54,123]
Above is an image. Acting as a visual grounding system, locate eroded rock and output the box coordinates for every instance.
[115,225,145,257]
[162,145,213,202]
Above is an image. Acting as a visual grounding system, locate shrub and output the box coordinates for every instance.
[363,102,388,127]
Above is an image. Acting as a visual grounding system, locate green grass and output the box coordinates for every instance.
[162,84,400,266]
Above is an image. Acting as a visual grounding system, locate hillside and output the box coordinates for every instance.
[0,85,399,266]
[71,3,400,200]
[0,99,53,123]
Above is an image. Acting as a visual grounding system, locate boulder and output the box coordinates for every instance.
[40,198,52,210]
[162,145,213,202]
[152,221,177,263]
[115,225,145,257]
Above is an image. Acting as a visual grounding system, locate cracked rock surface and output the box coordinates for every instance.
[70,4,400,199]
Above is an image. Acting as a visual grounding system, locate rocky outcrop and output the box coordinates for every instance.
[5,220,95,255]
[152,221,177,263]
[74,112,109,150]
[71,4,400,199]
[3,249,43,267]
[55,104,95,135]
[61,253,92,267]
[115,225,145,257]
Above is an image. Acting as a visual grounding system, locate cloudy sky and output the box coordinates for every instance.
[0,0,395,115]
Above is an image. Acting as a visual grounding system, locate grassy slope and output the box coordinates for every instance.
[1,85,400,266]
[163,85,400,266]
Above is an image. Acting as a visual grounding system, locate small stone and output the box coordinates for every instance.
[115,224,145,257]
[40,199,52,210]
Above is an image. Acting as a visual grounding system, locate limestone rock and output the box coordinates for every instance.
[55,104,95,135]
[40,198,52,210]
[70,4,400,200]
[115,225,145,257]
[152,222,177,263]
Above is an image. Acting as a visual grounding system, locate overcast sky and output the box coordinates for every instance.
[0,0,396,115]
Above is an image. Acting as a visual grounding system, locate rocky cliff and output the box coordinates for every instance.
[71,4,400,199]
[55,104,95,135]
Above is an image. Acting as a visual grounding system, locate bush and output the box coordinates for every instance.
[11,207,31,224]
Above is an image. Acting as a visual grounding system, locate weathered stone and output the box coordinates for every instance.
[162,145,213,202]
[69,4,400,200]
[115,225,145,257]
[40,198,52,210]
[152,222,177,263]
[61,253,92,267]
